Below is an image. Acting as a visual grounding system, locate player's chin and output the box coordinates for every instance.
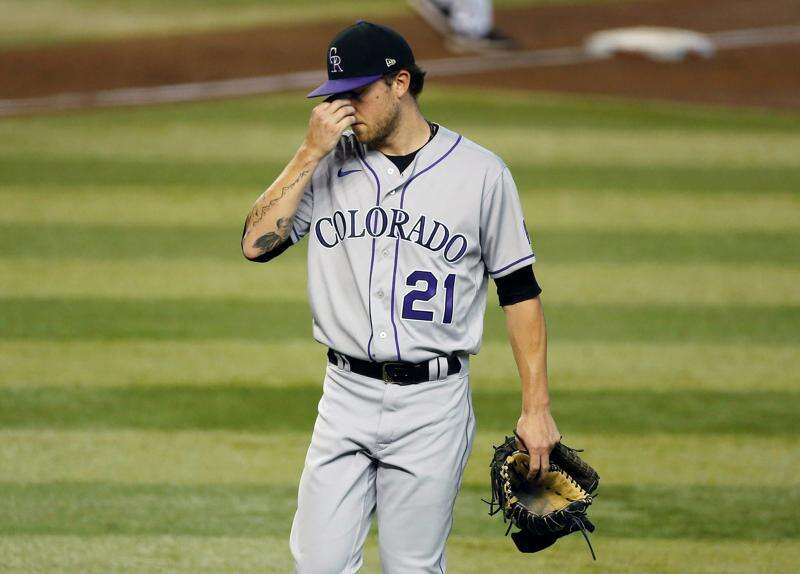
[352,123,369,142]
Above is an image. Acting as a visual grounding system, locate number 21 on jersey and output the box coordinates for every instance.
[401,270,455,324]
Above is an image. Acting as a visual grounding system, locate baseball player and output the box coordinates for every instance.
[407,0,517,52]
[241,21,560,573]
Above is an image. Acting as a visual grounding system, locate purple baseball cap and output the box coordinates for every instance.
[307,21,415,98]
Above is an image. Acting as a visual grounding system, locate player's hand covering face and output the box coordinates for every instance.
[304,98,357,159]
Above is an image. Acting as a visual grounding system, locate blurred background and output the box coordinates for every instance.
[0,1,798,572]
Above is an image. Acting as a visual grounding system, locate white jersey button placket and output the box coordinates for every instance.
[371,233,394,356]
[374,237,394,355]
[369,159,406,359]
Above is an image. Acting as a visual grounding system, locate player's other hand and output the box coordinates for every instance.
[303,99,357,160]
[514,409,561,485]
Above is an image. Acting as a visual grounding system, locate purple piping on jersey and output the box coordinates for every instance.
[357,144,381,361]
[488,252,535,276]
[389,134,463,361]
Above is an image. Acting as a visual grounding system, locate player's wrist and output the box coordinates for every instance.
[297,141,326,163]
[521,397,552,414]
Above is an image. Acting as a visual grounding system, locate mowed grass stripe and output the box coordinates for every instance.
[4,224,798,264]
[470,341,800,392]
[448,535,797,574]
[5,258,799,306]
[1,481,797,540]
[0,386,795,435]
[0,535,293,574]
[3,155,799,193]
[2,297,798,344]
[2,340,797,391]
[523,190,800,233]
[0,259,306,302]
[475,127,800,168]
[2,536,798,574]
[432,88,800,134]
[3,188,799,232]
[456,483,800,540]
[8,120,800,167]
[5,89,800,135]
[2,430,796,487]
[537,262,800,305]
[3,90,799,154]
[4,259,800,306]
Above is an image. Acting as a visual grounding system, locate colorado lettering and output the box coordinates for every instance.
[314,208,469,262]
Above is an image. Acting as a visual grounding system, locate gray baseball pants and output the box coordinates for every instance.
[289,356,475,573]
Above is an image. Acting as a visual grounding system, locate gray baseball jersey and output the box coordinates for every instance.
[288,123,534,363]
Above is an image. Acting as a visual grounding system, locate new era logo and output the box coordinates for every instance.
[385,58,396,67]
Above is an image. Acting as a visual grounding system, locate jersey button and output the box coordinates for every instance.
[379,331,388,339]
[382,248,390,257]
[376,290,385,299]
[387,168,395,175]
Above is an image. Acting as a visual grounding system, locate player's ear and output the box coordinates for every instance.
[391,70,411,98]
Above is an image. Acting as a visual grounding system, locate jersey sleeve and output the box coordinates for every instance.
[479,165,536,278]
[289,176,315,244]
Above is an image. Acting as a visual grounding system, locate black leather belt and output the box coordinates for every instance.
[327,349,460,385]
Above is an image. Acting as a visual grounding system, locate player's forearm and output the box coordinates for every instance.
[241,145,320,260]
[502,296,551,412]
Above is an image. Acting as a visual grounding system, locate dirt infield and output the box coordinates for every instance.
[2,0,799,110]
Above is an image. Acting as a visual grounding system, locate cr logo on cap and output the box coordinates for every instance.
[329,47,343,73]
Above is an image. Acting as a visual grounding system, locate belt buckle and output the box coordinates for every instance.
[381,362,410,384]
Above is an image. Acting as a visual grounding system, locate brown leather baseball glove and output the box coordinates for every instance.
[483,431,600,560]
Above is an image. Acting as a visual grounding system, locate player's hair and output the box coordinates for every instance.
[383,64,427,100]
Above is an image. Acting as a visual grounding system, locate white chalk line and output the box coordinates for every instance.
[1,24,798,117]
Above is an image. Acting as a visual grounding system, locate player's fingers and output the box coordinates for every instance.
[338,115,358,128]
[326,98,353,114]
[538,452,551,484]
[314,101,331,113]
[332,105,356,122]
[528,453,541,482]
[310,100,348,124]
[513,429,528,453]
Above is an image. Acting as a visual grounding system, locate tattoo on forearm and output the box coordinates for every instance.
[253,217,292,253]
[246,167,310,230]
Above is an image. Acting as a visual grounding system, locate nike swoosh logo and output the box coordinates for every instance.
[337,168,362,178]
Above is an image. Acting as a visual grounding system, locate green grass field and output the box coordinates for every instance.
[0,0,620,47]
[1,88,799,572]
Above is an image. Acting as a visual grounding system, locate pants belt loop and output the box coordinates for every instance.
[335,352,349,371]
[427,357,438,382]
[426,356,447,381]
